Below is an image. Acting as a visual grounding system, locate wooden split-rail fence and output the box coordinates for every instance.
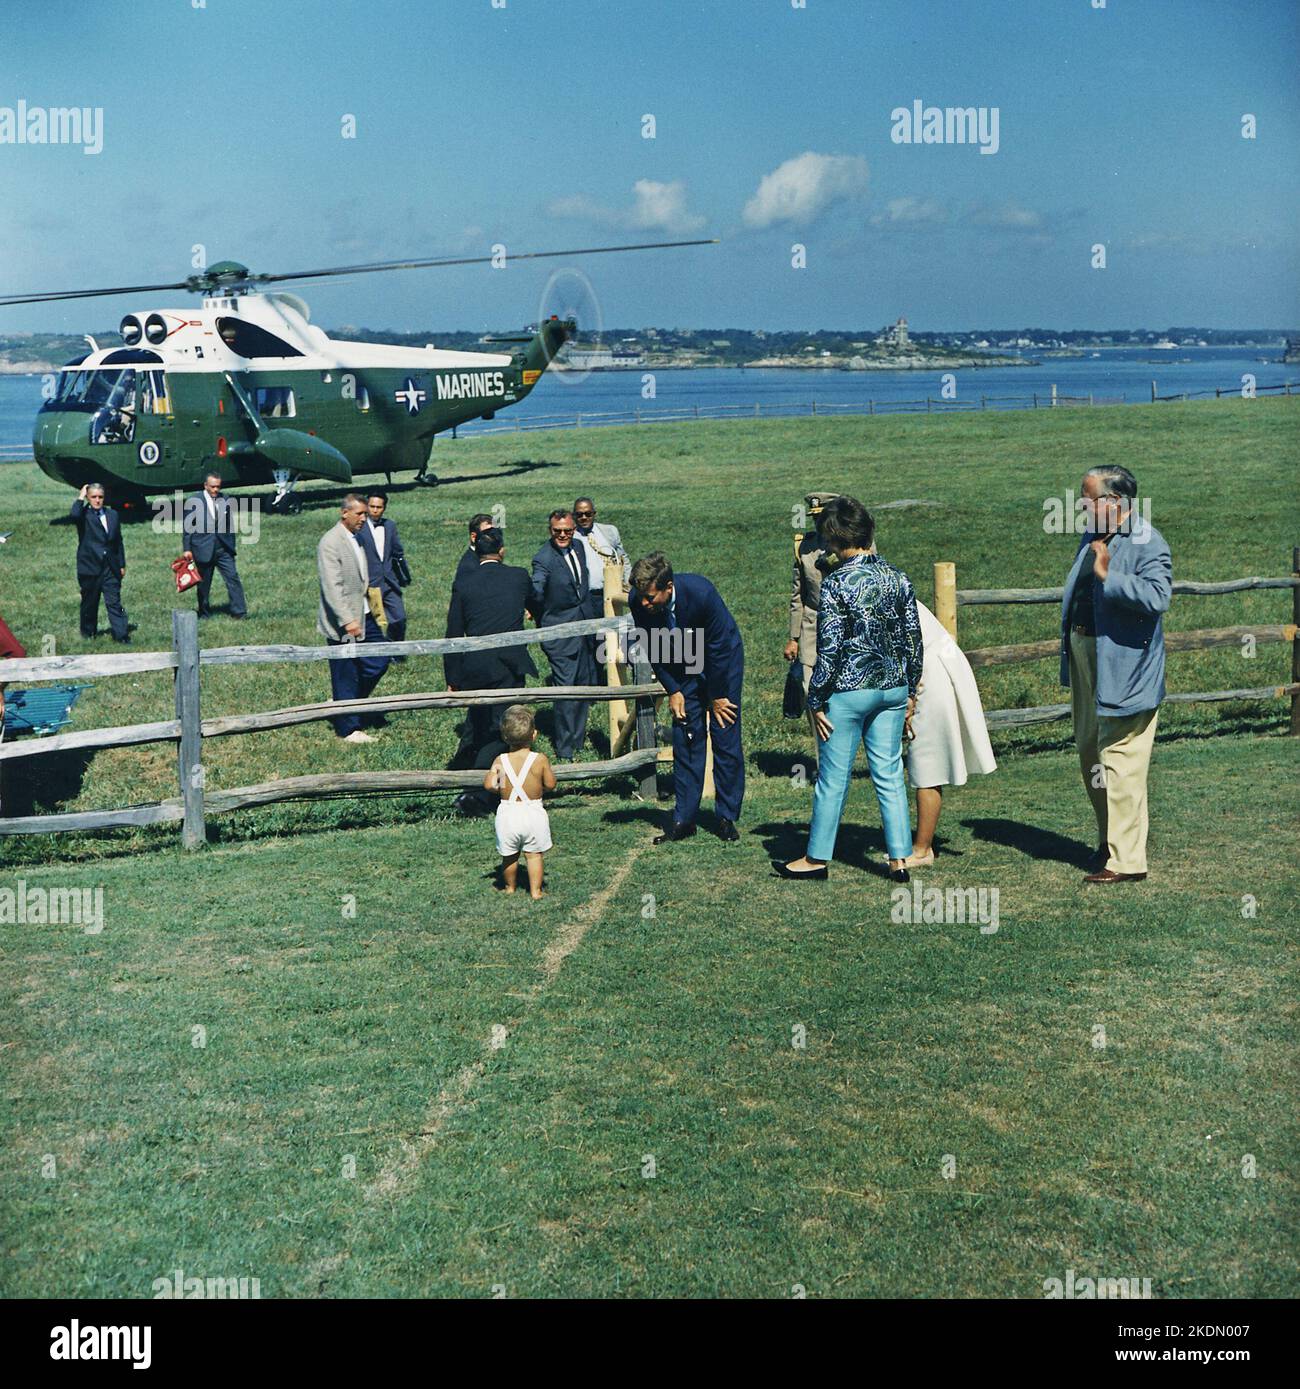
[931,546,1300,732]
[0,593,664,848]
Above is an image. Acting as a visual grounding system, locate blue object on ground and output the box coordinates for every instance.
[2,685,89,737]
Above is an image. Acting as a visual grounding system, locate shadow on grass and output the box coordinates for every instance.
[962,816,1092,867]
[1,747,96,818]
[749,818,899,879]
[267,458,563,514]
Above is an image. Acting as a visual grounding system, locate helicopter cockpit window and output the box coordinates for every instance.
[355,386,371,412]
[254,385,296,418]
[87,369,137,445]
[216,317,303,359]
[43,367,136,415]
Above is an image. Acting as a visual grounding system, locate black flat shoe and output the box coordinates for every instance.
[889,867,910,883]
[773,861,828,880]
[716,819,740,842]
[653,821,697,844]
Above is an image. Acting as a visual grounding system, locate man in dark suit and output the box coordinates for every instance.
[70,483,129,642]
[631,551,745,843]
[445,527,538,814]
[455,512,495,586]
[530,509,596,760]
[182,472,247,618]
[358,489,408,643]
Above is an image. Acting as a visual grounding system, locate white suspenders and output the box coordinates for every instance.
[499,751,539,802]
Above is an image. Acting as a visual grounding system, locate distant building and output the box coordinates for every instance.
[877,316,910,351]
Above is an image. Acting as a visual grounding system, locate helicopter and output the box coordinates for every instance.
[3,239,714,514]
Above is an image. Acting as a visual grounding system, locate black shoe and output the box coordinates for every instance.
[229,612,247,620]
[653,821,696,844]
[716,818,740,842]
[80,630,95,640]
[773,861,827,880]
[112,634,131,645]
[197,609,211,619]
[889,866,910,883]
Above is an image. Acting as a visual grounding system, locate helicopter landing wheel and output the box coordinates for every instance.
[268,469,304,515]
[415,471,439,487]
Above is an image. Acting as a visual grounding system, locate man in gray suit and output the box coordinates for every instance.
[531,509,596,760]
[1061,465,1171,883]
[317,494,390,743]
[573,496,630,620]
[182,472,247,618]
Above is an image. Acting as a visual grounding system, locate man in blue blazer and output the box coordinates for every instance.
[630,551,744,843]
[531,510,597,760]
[1061,465,1172,883]
[181,472,247,618]
[357,489,408,643]
[70,482,129,642]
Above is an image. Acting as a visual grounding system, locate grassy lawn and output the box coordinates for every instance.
[1,399,1298,1296]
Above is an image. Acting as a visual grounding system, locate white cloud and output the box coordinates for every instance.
[969,202,1044,230]
[547,179,705,235]
[742,152,870,228]
[870,196,948,226]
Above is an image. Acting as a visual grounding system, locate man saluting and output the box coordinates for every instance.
[630,551,744,844]
[70,482,129,643]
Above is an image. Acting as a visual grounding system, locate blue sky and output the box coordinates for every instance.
[1,0,1296,333]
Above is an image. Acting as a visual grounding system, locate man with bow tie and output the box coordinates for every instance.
[530,509,597,760]
[182,472,247,619]
[70,482,130,642]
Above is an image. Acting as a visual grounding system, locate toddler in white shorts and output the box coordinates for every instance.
[485,704,557,899]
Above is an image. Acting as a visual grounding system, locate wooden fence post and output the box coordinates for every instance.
[632,645,658,800]
[934,562,958,641]
[1291,546,1300,736]
[172,609,205,849]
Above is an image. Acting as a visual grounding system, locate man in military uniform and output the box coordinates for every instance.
[784,491,839,755]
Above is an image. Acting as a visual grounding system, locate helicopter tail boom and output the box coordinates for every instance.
[516,316,576,391]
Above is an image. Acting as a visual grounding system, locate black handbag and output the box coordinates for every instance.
[393,553,412,587]
[782,662,806,718]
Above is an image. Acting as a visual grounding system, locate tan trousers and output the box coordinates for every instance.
[799,659,821,750]
[1069,634,1158,875]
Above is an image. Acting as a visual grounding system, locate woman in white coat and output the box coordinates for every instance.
[901,601,997,868]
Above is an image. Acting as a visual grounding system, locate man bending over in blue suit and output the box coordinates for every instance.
[630,551,744,844]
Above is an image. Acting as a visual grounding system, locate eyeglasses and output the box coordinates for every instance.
[574,510,594,519]
[551,526,575,536]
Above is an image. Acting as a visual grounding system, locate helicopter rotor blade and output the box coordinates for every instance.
[0,279,195,307]
[0,239,717,308]
[250,239,719,286]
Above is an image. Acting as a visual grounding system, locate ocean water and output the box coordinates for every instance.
[1,345,1292,457]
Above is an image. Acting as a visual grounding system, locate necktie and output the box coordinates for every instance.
[566,549,581,589]
[100,512,109,533]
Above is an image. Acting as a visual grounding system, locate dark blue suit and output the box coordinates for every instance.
[632,572,745,824]
[70,499,128,640]
[357,516,407,640]
[531,539,597,758]
[181,491,246,617]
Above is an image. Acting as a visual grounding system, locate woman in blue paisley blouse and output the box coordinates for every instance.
[776,496,923,883]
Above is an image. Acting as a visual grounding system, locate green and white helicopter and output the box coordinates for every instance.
[5,239,712,514]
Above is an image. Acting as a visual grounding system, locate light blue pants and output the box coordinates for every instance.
[807,685,912,863]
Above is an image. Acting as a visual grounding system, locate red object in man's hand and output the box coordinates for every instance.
[171,555,201,593]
